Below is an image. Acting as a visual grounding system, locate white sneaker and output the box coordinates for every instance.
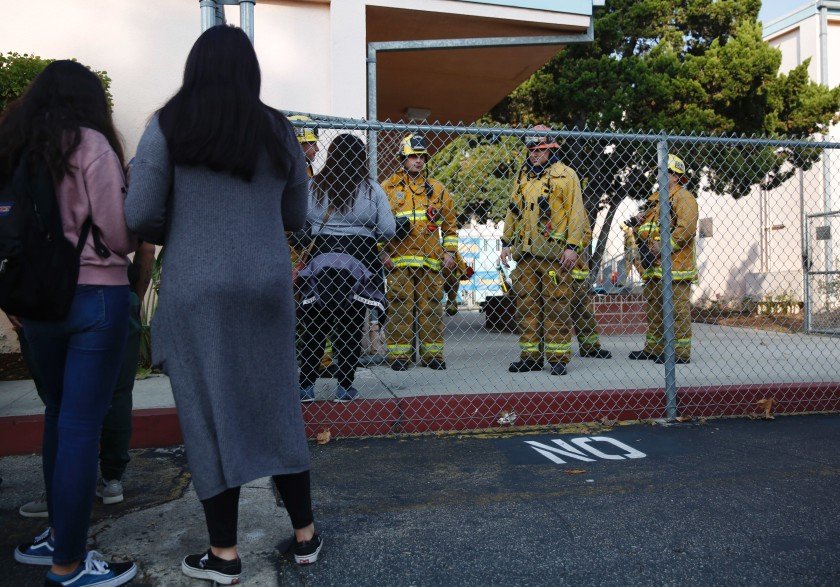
[95,479,124,505]
[19,493,48,518]
[45,550,137,586]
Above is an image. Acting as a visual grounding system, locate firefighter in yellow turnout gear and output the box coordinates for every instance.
[381,134,458,371]
[288,116,334,371]
[500,125,589,376]
[629,154,698,364]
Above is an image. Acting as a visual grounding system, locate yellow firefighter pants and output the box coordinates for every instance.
[512,255,574,364]
[643,279,692,360]
[386,267,444,361]
[570,278,602,351]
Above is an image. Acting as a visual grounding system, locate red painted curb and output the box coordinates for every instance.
[1,382,837,456]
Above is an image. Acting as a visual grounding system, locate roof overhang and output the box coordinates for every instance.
[366,0,595,123]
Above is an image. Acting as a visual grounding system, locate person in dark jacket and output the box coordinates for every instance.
[298,134,396,402]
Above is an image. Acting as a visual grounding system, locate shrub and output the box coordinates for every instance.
[0,52,113,114]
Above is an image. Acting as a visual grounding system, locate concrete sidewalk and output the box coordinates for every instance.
[2,414,839,585]
[2,311,839,418]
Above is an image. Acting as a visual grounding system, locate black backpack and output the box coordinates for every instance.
[0,153,107,321]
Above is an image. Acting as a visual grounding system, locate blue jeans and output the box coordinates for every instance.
[23,285,130,564]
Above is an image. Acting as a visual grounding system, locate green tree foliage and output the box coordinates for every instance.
[0,52,113,113]
[428,132,525,225]
[484,0,840,270]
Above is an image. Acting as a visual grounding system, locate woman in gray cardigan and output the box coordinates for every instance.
[125,26,322,583]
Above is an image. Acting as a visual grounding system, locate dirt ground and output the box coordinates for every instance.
[692,312,805,334]
[0,353,31,381]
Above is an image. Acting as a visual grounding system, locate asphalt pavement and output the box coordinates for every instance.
[1,414,839,586]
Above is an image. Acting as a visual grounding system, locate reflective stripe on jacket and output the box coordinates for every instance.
[382,170,457,271]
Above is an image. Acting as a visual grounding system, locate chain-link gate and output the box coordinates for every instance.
[278,116,840,435]
[805,211,840,335]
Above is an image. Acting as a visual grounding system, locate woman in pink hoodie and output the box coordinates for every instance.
[0,61,138,586]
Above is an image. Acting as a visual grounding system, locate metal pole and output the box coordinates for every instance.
[801,169,811,333]
[239,0,255,44]
[367,44,378,180]
[200,0,217,32]
[819,5,829,87]
[819,5,833,275]
[657,139,678,420]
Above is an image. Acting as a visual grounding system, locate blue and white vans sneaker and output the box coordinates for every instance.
[14,527,53,565]
[333,385,359,403]
[45,550,137,586]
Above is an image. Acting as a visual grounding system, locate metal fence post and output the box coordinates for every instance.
[200,0,217,32]
[657,138,678,420]
[801,169,811,333]
[239,0,255,44]
[366,45,378,180]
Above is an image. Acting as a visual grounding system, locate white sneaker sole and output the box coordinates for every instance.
[96,488,125,505]
[181,560,241,584]
[88,564,138,587]
[18,507,49,519]
[13,548,53,566]
[294,538,323,565]
[99,493,124,505]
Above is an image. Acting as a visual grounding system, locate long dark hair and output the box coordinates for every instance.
[158,25,295,182]
[312,134,369,213]
[0,60,124,181]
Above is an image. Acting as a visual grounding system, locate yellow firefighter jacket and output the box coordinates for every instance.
[382,170,458,272]
[635,184,699,281]
[502,160,589,277]
[287,163,314,268]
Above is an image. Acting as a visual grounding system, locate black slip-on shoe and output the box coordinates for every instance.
[294,533,323,565]
[181,550,241,585]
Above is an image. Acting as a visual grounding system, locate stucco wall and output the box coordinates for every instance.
[0,0,333,157]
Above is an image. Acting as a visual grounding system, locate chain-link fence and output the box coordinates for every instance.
[286,115,840,434]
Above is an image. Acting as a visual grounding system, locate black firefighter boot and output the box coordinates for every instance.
[549,362,568,376]
[391,359,411,371]
[424,357,447,370]
[508,359,544,373]
[580,347,613,359]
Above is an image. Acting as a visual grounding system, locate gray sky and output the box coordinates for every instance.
[759,0,808,23]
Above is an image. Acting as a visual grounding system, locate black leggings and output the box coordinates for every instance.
[299,301,367,389]
[201,471,313,548]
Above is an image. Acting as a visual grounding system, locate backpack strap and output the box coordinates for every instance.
[76,218,93,256]
[75,218,111,259]
[90,224,111,258]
